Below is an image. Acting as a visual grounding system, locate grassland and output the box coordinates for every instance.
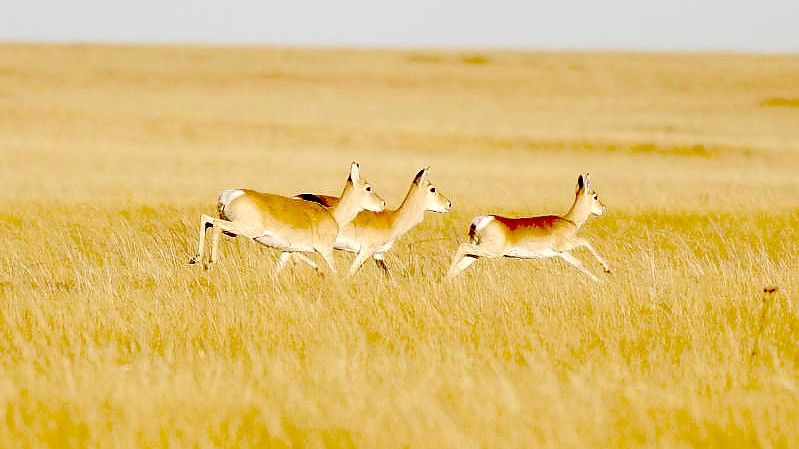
[0,43,798,448]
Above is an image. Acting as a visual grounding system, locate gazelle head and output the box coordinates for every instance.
[412,167,452,213]
[576,173,606,216]
[344,162,386,212]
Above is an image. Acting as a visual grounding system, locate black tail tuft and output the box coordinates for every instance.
[468,223,478,244]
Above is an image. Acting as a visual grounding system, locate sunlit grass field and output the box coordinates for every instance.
[0,44,798,448]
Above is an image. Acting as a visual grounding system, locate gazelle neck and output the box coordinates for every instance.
[563,194,592,229]
[389,184,427,238]
[331,183,363,226]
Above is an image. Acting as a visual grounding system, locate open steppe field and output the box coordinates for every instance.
[1,44,798,448]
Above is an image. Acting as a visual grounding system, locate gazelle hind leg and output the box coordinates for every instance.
[189,214,215,265]
[206,225,224,270]
[446,243,496,279]
[276,252,321,277]
[446,254,478,279]
[205,218,250,270]
[557,252,601,283]
[445,244,472,279]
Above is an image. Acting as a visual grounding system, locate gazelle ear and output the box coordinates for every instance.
[576,174,585,193]
[349,162,361,183]
[413,166,430,185]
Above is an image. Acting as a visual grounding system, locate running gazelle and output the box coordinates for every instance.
[293,167,452,277]
[446,173,610,281]
[189,162,385,274]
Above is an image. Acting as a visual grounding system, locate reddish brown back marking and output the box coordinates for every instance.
[492,215,565,231]
[294,193,338,208]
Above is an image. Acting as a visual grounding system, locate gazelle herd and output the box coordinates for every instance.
[190,162,611,282]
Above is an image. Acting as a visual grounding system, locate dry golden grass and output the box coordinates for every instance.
[1,43,798,448]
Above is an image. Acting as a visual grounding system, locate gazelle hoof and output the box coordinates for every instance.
[189,256,199,265]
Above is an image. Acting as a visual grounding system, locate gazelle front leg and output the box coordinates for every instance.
[373,253,393,280]
[278,252,321,274]
[189,214,215,265]
[315,247,337,276]
[571,238,611,273]
[295,253,321,273]
[348,247,376,277]
[275,252,294,274]
[556,252,601,283]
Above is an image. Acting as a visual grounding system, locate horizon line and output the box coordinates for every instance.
[2,39,798,56]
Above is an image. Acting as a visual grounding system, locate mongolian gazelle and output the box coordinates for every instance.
[189,162,385,274]
[446,173,610,282]
[293,167,452,277]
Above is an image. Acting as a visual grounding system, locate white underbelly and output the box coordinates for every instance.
[334,235,359,253]
[333,236,394,255]
[504,247,558,259]
[254,232,311,252]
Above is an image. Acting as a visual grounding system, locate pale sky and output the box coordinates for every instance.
[3,0,798,52]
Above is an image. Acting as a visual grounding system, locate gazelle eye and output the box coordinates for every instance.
[429,186,436,193]
[593,195,598,200]
[365,186,372,192]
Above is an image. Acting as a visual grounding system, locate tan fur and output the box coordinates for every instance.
[446,173,610,282]
[189,162,385,274]
[219,190,339,249]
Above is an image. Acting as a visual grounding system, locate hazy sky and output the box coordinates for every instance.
[3,0,798,52]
